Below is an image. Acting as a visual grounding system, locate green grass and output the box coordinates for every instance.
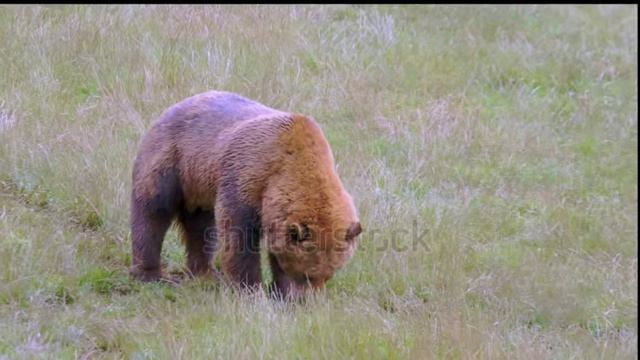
[0,4,637,359]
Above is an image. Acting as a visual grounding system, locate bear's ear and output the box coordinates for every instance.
[346,222,362,242]
[287,223,311,243]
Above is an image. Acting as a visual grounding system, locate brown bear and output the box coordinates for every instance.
[130,90,362,299]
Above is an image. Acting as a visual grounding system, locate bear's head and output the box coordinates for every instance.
[263,188,362,293]
[259,114,362,297]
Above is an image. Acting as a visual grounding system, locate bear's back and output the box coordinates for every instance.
[154,91,284,136]
[141,91,290,211]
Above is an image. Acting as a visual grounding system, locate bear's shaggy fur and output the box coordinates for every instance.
[130,91,361,298]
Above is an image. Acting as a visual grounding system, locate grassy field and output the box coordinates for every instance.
[0,5,637,359]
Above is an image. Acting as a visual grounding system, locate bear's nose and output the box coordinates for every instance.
[308,276,327,290]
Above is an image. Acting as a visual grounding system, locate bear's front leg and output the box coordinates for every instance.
[217,201,263,290]
[268,253,295,299]
[267,253,311,301]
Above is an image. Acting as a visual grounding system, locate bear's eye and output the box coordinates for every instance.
[287,223,311,243]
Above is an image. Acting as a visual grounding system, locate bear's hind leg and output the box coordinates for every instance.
[178,208,216,277]
[130,202,174,281]
[130,167,182,282]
